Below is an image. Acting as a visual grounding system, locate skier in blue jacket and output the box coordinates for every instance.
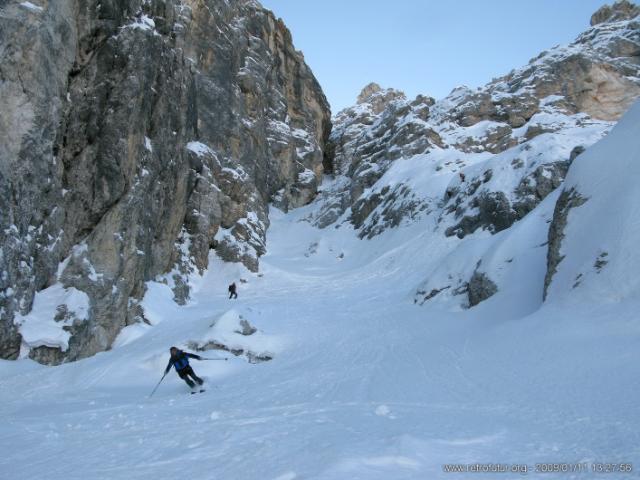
[164,347,204,389]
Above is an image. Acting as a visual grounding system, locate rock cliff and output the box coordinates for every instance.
[0,0,330,362]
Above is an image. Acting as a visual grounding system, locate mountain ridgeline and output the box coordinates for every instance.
[1,0,639,364]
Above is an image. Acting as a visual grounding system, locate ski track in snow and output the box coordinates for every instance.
[2,199,640,479]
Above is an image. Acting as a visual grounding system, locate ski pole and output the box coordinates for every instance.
[200,357,229,361]
[149,372,167,398]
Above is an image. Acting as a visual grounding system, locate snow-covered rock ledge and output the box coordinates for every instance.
[14,284,90,364]
[188,310,280,363]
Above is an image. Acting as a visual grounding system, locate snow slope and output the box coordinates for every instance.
[2,124,640,479]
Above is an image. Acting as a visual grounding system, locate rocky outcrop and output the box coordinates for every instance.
[513,161,570,218]
[333,84,441,199]
[458,4,640,125]
[445,191,518,238]
[188,311,273,363]
[591,0,640,25]
[0,0,330,362]
[444,160,571,239]
[350,184,428,239]
[543,189,588,299]
[414,264,498,309]
[304,84,441,229]
[356,82,408,115]
[467,271,498,307]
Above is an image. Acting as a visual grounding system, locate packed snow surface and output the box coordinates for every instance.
[2,215,639,478]
[2,107,640,479]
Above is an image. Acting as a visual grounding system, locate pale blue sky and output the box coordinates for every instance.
[259,0,610,113]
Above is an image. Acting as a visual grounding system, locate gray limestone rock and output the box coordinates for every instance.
[468,271,498,307]
[569,145,586,164]
[544,188,589,299]
[0,0,330,363]
[444,157,571,240]
[314,84,442,232]
[357,83,407,114]
[513,161,570,218]
[351,185,428,239]
[591,0,640,26]
[445,191,518,239]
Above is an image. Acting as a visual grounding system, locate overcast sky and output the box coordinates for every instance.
[259,0,611,113]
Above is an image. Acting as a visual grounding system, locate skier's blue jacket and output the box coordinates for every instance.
[165,350,202,374]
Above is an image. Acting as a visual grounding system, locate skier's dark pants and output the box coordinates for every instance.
[178,366,203,388]
[229,291,237,299]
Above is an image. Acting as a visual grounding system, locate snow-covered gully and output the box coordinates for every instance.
[2,102,640,478]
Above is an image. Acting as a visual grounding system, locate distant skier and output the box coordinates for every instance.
[164,347,204,390]
[228,282,238,299]
[459,172,466,182]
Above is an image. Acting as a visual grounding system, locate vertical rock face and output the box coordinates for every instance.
[0,0,330,362]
